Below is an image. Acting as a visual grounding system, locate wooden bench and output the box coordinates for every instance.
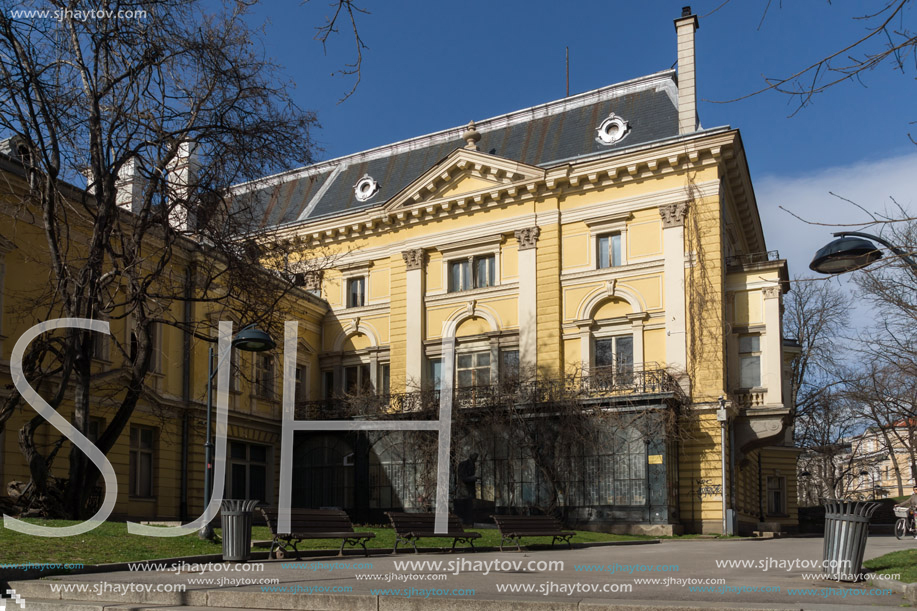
[385,512,481,554]
[258,507,375,558]
[491,514,575,551]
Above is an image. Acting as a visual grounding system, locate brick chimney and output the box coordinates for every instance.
[115,157,147,214]
[167,141,200,232]
[674,6,699,134]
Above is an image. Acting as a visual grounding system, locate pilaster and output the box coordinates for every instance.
[515,227,539,376]
[659,202,688,381]
[402,248,426,389]
[762,286,782,405]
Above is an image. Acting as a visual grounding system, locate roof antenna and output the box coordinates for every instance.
[565,46,570,97]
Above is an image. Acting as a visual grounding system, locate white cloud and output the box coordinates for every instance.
[755,153,917,281]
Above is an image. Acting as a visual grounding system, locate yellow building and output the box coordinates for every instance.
[240,8,798,535]
[0,8,797,535]
[0,139,328,523]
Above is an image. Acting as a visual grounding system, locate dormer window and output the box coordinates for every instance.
[354,174,379,202]
[595,113,629,145]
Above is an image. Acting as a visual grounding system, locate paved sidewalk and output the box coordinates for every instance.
[9,535,917,610]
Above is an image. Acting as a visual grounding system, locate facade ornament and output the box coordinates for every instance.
[605,279,617,297]
[461,120,481,151]
[514,226,541,251]
[303,270,323,293]
[402,248,425,271]
[466,300,477,316]
[762,286,781,300]
[353,317,360,332]
[659,202,688,228]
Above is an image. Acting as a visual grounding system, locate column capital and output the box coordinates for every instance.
[514,226,541,251]
[762,286,781,300]
[659,202,688,228]
[402,248,426,271]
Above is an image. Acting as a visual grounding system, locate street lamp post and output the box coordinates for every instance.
[199,325,276,540]
[810,231,917,278]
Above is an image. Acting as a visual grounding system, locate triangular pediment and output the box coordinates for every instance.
[383,148,544,211]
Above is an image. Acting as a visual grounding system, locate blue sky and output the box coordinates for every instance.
[254,1,917,277]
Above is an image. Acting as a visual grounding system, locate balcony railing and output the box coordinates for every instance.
[732,389,766,408]
[725,250,780,268]
[294,367,683,420]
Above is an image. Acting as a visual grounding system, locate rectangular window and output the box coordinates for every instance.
[429,358,442,391]
[129,426,155,498]
[595,336,633,371]
[597,233,622,269]
[500,349,520,384]
[456,351,491,388]
[90,327,110,361]
[322,370,335,400]
[344,363,372,393]
[380,363,390,395]
[767,476,786,515]
[295,365,307,402]
[474,255,495,288]
[255,353,274,399]
[347,277,365,308]
[448,255,495,292]
[227,441,270,503]
[449,259,470,292]
[739,334,761,388]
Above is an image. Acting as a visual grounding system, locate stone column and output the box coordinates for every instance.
[659,202,688,382]
[762,286,782,405]
[402,248,426,390]
[514,227,540,377]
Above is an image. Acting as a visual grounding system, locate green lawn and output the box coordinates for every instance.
[863,549,917,584]
[0,519,651,566]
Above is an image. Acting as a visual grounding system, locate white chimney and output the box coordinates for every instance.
[167,141,200,232]
[115,157,147,214]
[675,6,699,134]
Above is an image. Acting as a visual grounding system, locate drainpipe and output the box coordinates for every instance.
[179,263,194,521]
[729,417,736,525]
[716,396,728,534]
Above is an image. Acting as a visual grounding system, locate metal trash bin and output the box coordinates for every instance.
[221,499,260,562]
[822,499,879,581]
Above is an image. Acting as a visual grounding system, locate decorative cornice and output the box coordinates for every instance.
[267,131,740,247]
[402,248,425,271]
[659,202,688,228]
[514,227,541,251]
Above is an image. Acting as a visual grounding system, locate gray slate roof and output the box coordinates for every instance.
[245,70,680,230]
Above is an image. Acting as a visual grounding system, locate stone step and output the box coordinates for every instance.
[7,580,205,606]
[8,581,376,611]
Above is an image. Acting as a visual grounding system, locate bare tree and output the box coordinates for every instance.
[845,361,917,497]
[716,0,917,130]
[784,277,850,426]
[0,0,357,518]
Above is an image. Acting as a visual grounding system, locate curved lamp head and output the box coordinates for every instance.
[810,236,882,275]
[232,326,276,352]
